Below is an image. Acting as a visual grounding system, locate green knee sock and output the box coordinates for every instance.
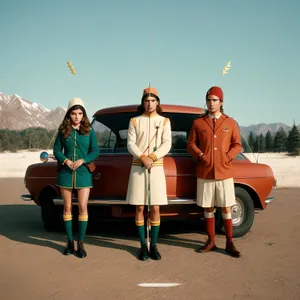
[135,219,146,246]
[150,220,160,246]
[78,215,88,241]
[63,214,73,241]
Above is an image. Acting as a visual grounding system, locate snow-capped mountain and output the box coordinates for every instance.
[0,92,66,130]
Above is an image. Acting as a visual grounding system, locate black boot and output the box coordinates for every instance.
[225,241,241,258]
[63,240,75,256]
[76,241,87,258]
[149,244,161,260]
[138,244,149,261]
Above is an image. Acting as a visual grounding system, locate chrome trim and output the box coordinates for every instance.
[83,153,193,157]
[168,199,196,204]
[53,198,196,206]
[21,194,33,201]
[53,199,127,205]
[27,177,56,179]
[265,196,275,204]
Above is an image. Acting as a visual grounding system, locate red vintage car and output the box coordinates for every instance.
[21,104,276,237]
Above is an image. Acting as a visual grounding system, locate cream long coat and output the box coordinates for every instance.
[126,113,172,205]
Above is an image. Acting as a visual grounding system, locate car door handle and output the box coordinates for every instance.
[93,172,102,180]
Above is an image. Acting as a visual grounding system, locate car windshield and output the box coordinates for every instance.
[92,111,246,159]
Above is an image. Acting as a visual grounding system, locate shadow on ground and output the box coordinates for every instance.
[0,204,208,258]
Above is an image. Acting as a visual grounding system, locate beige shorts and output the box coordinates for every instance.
[196,178,236,208]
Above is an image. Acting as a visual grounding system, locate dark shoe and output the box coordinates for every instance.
[225,242,241,258]
[76,241,87,258]
[63,240,74,255]
[149,244,161,260]
[196,239,217,253]
[138,244,149,261]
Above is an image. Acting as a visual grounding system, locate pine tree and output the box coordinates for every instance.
[274,128,288,152]
[265,131,274,152]
[0,130,9,151]
[241,138,250,153]
[257,133,266,153]
[286,124,300,155]
[248,131,257,152]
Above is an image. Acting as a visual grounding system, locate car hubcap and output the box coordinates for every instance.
[231,198,244,226]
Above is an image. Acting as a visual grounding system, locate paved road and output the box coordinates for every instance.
[0,178,299,300]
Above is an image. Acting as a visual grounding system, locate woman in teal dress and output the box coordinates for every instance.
[53,97,99,258]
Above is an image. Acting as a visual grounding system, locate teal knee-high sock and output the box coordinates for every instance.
[78,215,88,241]
[63,214,73,241]
[135,219,146,246]
[150,220,160,246]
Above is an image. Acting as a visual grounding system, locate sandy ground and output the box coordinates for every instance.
[0,151,300,188]
[0,178,299,300]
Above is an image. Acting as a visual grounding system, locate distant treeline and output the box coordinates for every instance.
[0,128,56,152]
[1,125,300,155]
[242,124,300,155]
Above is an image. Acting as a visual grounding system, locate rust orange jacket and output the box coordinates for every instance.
[187,114,242,180]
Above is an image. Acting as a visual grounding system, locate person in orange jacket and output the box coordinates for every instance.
[187,86,242,257]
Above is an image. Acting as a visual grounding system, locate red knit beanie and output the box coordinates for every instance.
[206,86,224,101]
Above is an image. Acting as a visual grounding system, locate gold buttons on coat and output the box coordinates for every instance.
[214,135,217,138]
[214,147,217,150]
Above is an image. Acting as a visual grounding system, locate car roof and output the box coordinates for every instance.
[93,104,203,117]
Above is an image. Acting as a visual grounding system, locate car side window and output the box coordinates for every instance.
[118,129,188,155]
[171,131,188,154]
[92,120,116,153]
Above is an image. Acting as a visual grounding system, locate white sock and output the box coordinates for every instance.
[204,211,214,218]
[222,212,232,220]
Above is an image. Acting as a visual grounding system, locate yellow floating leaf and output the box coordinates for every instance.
[67,61,76,75]
[222,60,231,76]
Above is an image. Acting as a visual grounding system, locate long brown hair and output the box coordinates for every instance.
[137,93,162,114]
[59,105,91,138]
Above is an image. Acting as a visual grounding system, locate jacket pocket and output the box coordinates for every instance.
[200,153,210,166]
[225,153,232,165]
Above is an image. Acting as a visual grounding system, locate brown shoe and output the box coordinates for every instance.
[225,242,241,258]
[196,239,217,253]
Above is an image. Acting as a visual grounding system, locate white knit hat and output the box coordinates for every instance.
[67,97,85,111]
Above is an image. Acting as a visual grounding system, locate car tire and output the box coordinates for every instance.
[217,187,255,237]
[40,191,62,231]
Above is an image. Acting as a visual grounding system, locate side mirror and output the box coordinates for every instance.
[40,151,49,163]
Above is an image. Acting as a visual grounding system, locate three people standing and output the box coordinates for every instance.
[54,85,242,260]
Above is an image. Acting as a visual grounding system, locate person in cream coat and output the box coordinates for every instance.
[126,86,171,261]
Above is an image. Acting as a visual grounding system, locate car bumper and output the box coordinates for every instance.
[53,198,197,206]
[265,196,275,204]
[21,194,33,201]
[265,189,276,205]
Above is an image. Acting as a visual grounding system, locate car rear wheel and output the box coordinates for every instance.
[40,190,62,231]
[216,187,255,237]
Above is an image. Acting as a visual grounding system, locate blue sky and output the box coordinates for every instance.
[0,0,299,126]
